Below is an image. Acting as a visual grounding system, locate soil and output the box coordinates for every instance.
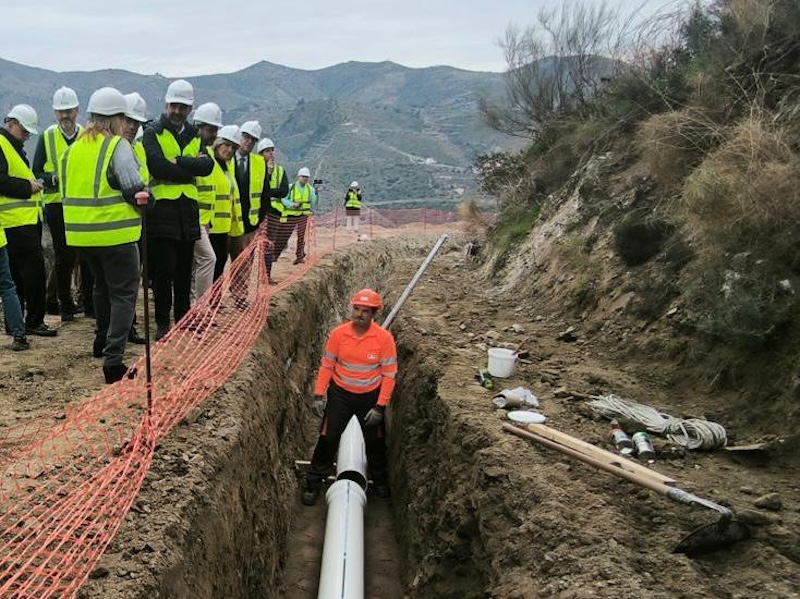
[1,222,798,598]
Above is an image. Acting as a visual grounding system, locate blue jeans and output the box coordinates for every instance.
[0,245,25,337]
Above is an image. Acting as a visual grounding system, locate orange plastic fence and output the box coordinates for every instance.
[0,207,463,597]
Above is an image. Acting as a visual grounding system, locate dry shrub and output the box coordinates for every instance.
[727,0,774,40]
[637,109,721,188]
[457,199,493,236]
[682,114,800,266]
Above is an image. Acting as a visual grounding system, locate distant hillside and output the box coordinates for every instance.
[0,58,518,208]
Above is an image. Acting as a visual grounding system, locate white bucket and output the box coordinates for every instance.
[487,348,517,378]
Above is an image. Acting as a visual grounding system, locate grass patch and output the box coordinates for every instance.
[488,204,540,273]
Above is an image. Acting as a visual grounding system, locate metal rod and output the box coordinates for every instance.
[381,233,448,329]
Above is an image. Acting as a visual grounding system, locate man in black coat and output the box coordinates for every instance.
[142,80,213,340]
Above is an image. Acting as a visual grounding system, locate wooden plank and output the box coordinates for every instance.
[524,423,677,485]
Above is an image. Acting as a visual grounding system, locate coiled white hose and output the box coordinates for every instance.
[587,394,727,450]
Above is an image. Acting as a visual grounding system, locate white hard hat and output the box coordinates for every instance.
[6,104,39,134]
[216,124,241,146]
[298,167,311,178]
[123,92,148,123]
[87,87,127,117]
[165,79,194,105]
[239,120,262,139]
[52,86,79,110]
[193,102,222,127]
[350,181,359,188]
[256,138,275,153]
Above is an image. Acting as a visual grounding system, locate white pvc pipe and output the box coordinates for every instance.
[336,416,367,488]
[317,480,367,599]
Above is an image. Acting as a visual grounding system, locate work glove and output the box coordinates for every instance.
[363,405,385,427]
[312,395,326,418]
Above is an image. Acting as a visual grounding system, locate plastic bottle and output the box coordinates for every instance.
[609,420,633,455]
[632,431,656,461]
[475,368,494,390]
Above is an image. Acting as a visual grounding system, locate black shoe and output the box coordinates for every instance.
[374,483,391,499]
[11,336,30,351]
[155,324,170,341]
[46,303,60,316]
[128,327,146,344]
[103,364,136,384]
[61,312,76,323]
[93,339,104,358]
[301,479,321,506]
[26,323,58,337]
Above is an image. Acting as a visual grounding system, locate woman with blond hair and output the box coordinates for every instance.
[61,87,151,384]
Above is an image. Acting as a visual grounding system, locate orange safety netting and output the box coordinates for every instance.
[0,206,464,597]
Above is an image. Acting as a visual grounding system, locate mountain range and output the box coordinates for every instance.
[0,58,517,209]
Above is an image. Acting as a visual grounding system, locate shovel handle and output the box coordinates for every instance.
[503,423,673,495]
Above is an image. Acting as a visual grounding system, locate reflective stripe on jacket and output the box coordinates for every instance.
[313,320,398,406]
[42,124,82,204]
[149,131,200,201]
[0,135,39,229]
[61,134,142,247]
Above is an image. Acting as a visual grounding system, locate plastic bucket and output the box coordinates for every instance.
[487,348,517,378]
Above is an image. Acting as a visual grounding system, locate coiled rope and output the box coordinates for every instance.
[587,394,727,450]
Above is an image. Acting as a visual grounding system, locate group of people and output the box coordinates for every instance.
[0,79,328,381]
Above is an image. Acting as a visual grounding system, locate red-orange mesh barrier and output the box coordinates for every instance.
[0,208,464,597]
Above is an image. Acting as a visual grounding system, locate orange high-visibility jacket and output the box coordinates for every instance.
[314,320,398,406]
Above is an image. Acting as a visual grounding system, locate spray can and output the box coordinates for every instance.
[475,368,494,390]
[609,420,633,455]
[632,431,656,461]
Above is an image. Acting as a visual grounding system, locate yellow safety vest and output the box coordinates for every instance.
[345,190,361,209]
[210,159,243,237]
[132,139,150,185]
[0,224,6,248]
[0,135,40,229]
[247,153,266,226]
[195,147,215,226]
[61,134,142,247]
[149,130,201,201]
[42,124,81,204]
[284,183,312,217]
[268,165,288,222]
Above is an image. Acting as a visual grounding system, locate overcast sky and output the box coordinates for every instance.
[5,0,678,76]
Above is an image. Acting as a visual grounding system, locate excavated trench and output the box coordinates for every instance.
[78,236,507,599]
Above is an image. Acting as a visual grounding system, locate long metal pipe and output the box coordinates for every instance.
[381,234,448,329]
[318,417,367,599]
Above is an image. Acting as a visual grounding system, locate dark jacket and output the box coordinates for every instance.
[259,163,290,219]
[0,128,34,199]
[142,115,213,241]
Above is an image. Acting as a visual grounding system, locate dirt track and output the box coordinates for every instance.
[1,230,798,597]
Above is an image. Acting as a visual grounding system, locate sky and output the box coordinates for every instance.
[5,0,678,77]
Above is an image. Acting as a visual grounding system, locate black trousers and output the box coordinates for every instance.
[80,243,139,367]
[44,203,77,313]
[150,237,194,328]
[6,223,47,328]
[209,232,229,281]
[308,382,388,485]
[288,215,309,260]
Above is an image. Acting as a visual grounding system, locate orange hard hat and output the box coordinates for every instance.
[351,288,382,309]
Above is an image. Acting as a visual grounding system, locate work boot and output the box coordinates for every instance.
[301,478,322,506]
[128,326,146,344]
[26,323,58,337]
[155,324,170,341]
[103,364,136,384]
[10,336,30,351]
[93,338,105,358]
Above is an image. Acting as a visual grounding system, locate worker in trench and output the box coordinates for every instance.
[302,288,397,506]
